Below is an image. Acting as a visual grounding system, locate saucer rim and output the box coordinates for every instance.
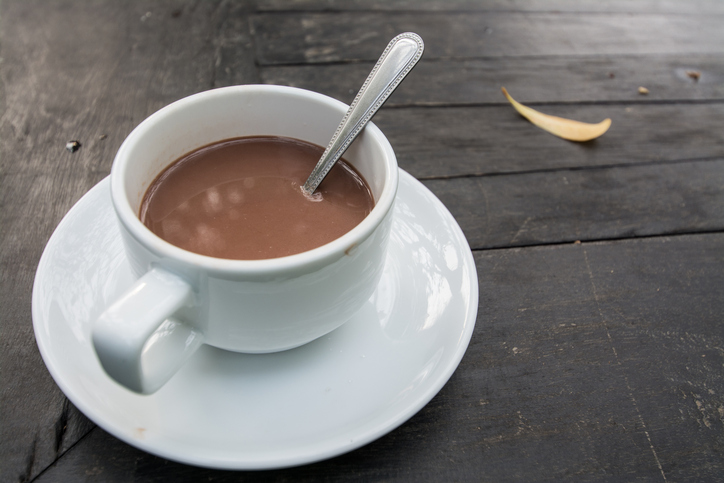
[32,169,478,469]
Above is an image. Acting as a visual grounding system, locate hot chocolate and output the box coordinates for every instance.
[140,136,374,260]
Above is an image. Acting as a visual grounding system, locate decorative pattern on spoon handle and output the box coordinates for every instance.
[302,32,424,194]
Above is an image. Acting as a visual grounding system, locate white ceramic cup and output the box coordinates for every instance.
[92,85,398,394]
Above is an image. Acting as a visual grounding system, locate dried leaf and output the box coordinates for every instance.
[686,70,701,81]
[501,87,611,142]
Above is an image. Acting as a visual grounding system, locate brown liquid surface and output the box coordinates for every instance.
[140,136,374,260]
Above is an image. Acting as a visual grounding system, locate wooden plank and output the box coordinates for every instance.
[251,12,724,65]
[371,103,724,178]
[422,159,724,249]
[257,0,724,15]
[471,233,724,481]
[35,234,724,480]
[261,54,724,105]
[0,1,258,481]
[582,235,724,481]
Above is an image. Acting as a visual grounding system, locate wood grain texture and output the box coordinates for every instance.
[0,1,257,481]
[251,11,724,65]
[261,54,724,106]
[257,0,724,14]
[423,159,724,249]
[33,234,724,481]
[471,234,724,481]
[580,236,724,481]
[373,103,724,178]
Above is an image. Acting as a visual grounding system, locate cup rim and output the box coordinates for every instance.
[110,85,398,276]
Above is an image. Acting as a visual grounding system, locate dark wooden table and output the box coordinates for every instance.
[2,1,723,481]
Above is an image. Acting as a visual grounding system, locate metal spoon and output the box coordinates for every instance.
[302,32,424,194]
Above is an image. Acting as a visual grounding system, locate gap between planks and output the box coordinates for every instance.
[469,229,724,253]
[415,156,724,182]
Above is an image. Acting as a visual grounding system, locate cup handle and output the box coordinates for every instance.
[92,267,204,394]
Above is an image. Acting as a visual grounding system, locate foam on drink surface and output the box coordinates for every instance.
[140,136,374,260]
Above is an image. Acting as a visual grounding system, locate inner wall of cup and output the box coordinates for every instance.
[121,87,389,215]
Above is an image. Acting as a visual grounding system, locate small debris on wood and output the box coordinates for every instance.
[574,240,581,245]
[171,9,182,18]
[638,86,649,95]
[99,134,107,140]
[65,140,82,153]
[141,11,152,22]
[608,72,615,79]
[686,70,701,81]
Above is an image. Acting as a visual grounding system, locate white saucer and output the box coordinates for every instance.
[32,169,478,470]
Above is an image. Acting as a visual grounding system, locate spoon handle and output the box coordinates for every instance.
[302,32,424,194]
